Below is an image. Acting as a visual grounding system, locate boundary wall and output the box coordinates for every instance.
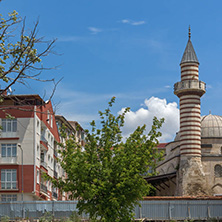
[0,199,222,220]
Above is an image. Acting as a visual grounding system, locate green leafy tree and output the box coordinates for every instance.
[0,10,57,97]
[51,97,163,222]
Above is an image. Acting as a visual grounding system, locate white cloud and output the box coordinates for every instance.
[121,19,130,24]
[131,21,146,26]
[88,27,102,35]
[119,97,179,142]
[54,86,179,141]
[120,19,146,26]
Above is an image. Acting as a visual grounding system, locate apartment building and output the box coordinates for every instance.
[0,94,85,201]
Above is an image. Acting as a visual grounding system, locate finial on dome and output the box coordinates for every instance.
[189,25,191,40]
[209,110,211,114]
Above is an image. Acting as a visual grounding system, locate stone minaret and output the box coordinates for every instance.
[174,27,209,196]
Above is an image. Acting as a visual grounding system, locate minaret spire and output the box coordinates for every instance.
[180,26,199,65]
[188,25,191,40]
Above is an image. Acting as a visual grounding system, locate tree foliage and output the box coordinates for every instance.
[51,97,164,222]
[0,10,56,96]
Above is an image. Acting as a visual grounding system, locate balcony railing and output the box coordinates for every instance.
[41,135,48,143]
[40,183,47,194]
[0,181,18,190]
[40,135,48,149]
[52,191,58,199]
[0,156,18,164]
[40,161,48,169]
[174,80,206,95]
[0,131,19,138]
[54,170,58,179]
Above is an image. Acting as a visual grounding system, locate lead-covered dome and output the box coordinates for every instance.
[201,114,222,138]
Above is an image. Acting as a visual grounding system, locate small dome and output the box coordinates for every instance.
[201,114,222,138]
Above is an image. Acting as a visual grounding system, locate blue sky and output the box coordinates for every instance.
[1,0,222,142]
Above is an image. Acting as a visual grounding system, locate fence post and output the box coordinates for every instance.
[52,201,55,221]
[139,205,142,219]
[22,201,25,219]
[168,202,171,220]
[187,201,191,220]
[207,201,211,219]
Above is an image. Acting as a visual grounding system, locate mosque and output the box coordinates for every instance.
[146,28,222,196]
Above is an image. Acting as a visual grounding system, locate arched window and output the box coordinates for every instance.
[214,165,222,177]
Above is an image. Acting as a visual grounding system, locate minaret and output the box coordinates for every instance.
[174,27,205,157]
[174,27,208,196]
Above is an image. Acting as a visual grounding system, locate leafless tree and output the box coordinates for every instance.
[0,10,60,98]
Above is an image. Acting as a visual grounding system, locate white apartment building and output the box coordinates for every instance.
[0,94,85,201]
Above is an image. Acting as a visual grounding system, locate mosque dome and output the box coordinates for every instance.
[201,114,222,138]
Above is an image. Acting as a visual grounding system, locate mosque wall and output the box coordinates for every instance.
[202,156,222,195]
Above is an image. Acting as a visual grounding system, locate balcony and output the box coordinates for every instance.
[54,149,58,158]
[52,191,58,199]
[40,161,48,170]
[40,183,48,194]
[0,131,19,139]
[174,80,206,96]
[54,170,58,179]
[0,156,19,164]
[0,181,18,190]
[40,135,48,150]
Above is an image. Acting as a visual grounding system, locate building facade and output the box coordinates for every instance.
[0,94,85,201]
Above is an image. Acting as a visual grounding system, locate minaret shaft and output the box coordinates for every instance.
[175,61,205,157]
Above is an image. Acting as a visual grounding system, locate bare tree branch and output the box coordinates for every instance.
[48,77,63,102]
[0,11,60,101]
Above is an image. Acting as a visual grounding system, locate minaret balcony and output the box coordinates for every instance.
[174,80,206,96]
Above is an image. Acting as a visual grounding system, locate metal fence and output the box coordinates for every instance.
[0,200,222,220]
[135,200,222,220]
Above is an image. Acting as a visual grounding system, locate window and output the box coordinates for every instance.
[1,144,17,157]
[81,132,85,140]
[37,144,40,154]
[48,181,51,191]
[41,152,45,162]
[37,120,40,128]
[1,194,17,202]
[51,115,53,128]
[1,169,17,189]
[2,119,17,132]
[47,111,50,122]
[215,164,222,177]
